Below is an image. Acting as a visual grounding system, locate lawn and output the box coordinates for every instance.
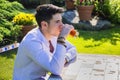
[0,26,120,79]
[67,26,120,55]
[0,49,17,80]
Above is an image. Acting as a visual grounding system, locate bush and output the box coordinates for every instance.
[0,0,7,3]
[0,19,12,30]
[0,9,14,21]
[0,0,24,22]
[0,34,3,42]
[107,0,120,24]
[11,1,24,11]
[0,1,24,12]
[0,19,21,46]
[0,27,10,37]
[94,0,120,24]
[0,0,24,47]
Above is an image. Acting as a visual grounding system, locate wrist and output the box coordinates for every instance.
[57,37,66,48]
[65,56,70,63]
[58,37,65,40]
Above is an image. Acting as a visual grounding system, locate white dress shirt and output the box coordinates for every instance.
[13,27,77,80]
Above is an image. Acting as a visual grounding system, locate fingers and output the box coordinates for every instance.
[59,24,75,38]
[63,24,74,31]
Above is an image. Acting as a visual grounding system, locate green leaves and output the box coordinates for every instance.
[94,0,120,24]
[0,0,24,46]
[108,0,120,23]
[0,27,11,37]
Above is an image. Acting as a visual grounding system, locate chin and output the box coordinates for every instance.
[52,32,60,37]
[53,34,59,37]
[54,35,59,37]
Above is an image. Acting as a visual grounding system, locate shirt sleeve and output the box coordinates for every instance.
[23,39,66,75]
[65,41,77,63]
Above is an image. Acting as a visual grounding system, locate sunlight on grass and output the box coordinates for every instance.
[67,27,120,55]
[0,49,17,80]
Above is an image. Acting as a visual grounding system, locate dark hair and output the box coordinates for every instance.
[35,4,64,28]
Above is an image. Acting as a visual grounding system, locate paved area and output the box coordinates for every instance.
[61,54,120,80]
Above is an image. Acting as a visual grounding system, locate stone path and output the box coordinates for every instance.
[61,54,120,80]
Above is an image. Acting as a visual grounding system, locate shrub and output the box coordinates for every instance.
[0,9,14,21]
[94,0,120,24]
[11,1,24,11]
[0,0,7,3]
[0,1,24,12]
[0,0,24,21]
[107,0,120,24]
[0,19,21,46]
[0,33,3,41]
[0,0,25,47]
[0,18,12,29]
[0,27,11,37]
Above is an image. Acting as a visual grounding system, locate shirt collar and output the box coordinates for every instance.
[36,27,57,49]
[37,27,49,47]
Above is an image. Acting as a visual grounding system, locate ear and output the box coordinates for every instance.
[41,21,48,28]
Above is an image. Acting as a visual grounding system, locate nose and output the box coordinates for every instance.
[59,22,63,29]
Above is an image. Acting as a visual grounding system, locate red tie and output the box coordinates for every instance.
[49,40,54,53]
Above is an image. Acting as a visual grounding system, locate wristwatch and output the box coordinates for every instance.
[65,56,70,63]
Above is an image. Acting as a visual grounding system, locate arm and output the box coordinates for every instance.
[57,24,77,66]
[23,39,66,75]
[64,40,77,66]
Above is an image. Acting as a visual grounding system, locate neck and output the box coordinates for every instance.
[39,28,52,41]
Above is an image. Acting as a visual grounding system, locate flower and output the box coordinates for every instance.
[12,12,36,25]
[74,0,95,6]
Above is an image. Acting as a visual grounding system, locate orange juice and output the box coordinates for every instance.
[70,29,79,37]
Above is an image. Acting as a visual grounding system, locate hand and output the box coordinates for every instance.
[59,24,74,38]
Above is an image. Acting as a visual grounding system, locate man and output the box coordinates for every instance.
[13,4,77,80]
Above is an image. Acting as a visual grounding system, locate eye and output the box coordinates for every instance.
[56,20,60,23]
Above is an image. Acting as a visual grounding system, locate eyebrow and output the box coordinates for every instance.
[56,20,60,22]
[55,18,62,21]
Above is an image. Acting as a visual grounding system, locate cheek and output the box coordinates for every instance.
[52,24,61,31]
[53,27,60,33]
[50,23,62,34]
[53,27,61,35]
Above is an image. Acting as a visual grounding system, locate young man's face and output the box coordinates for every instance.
[47,13,63,37]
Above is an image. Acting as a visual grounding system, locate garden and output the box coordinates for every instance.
[0,0,120,79]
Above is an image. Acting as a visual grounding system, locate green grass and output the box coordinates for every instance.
[0,49,17,80]
[67,26,120,55]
